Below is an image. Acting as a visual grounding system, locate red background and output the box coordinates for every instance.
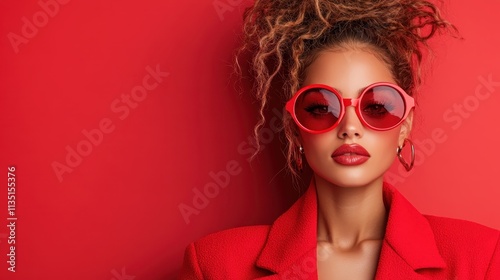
[0,0,499,279]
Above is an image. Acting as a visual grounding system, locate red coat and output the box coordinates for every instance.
[179,180,500,279]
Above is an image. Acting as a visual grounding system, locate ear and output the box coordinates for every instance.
[398,110,413,147]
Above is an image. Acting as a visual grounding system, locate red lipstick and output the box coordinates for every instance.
[331,144,371,166]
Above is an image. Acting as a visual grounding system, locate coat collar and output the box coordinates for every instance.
[255,178,446,279]
[255,178,318,278]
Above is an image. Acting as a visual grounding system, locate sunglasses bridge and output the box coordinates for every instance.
[342,98,360,107]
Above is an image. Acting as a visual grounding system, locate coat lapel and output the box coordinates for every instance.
[254,179,318,280]
[375,182,446,279]
[375,242,431,280]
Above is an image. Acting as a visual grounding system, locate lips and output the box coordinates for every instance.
[331,144,371,166]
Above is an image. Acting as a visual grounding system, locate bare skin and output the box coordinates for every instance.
[298,46,412,279]
[315,180,387,279]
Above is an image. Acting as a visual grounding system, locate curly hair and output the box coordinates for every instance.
[234,0,457,180]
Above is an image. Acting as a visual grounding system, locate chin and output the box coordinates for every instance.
[315,171,383,189]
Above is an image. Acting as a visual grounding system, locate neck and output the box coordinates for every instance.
[315,175,387,250]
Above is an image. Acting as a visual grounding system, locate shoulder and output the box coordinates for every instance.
[193,225,271,255]
[179,225,272,279]
[190,225,271,266]
[425,215,500,265]
[425,214,499,242]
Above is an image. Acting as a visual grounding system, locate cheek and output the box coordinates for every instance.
[367,130,401,156]
[300,132,333,153]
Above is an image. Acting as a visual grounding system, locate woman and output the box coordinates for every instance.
[179,0,500,279]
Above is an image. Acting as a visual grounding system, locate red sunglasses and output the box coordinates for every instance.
[285,82,415,134]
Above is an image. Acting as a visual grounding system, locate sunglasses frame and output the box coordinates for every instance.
[285,82,415,134]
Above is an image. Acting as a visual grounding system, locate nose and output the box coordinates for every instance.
[336,106,364,139]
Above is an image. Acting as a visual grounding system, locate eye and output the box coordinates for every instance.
[362,102,394,117]
[305,103,330,116]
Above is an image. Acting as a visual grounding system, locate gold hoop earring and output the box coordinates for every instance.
[296,146,304,173]
[397,138,415,171]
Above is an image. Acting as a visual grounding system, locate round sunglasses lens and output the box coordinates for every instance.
[360,85,406,129]
[294,88,342,131]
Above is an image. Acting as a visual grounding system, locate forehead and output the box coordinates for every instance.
[302,49,396,97]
